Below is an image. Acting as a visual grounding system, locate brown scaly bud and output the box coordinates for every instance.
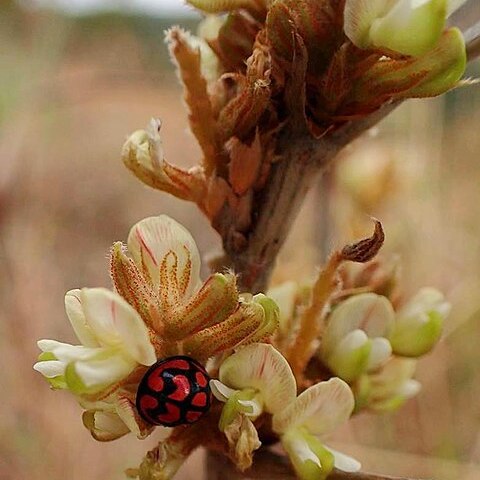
[228,132,262,196]
[266,0,345,75]
[166,27,221,175]
[208,11,262,73]
[217,43,271,142]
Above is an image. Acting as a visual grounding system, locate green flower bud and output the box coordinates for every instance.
[327,330,372,382]
[390,288,449,357]
[344,0,453,56]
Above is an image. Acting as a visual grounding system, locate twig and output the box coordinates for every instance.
[223,22,480,293]
[223,102,397,293]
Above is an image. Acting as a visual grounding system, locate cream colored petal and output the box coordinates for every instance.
[326,330,372,382]
[33,360,65,378]
[281,429,335,480]
[396,287,450,320]
[267,281,298,336]
[238,398,263,418]
[324,446,361,472]
[322,293,395,358]
[82,410,130,442]
[210,379,238,402]
[398,379,422,399]
[272,378,354,437]
[334,329,369,354]
[367,337,392,371]
[346,0,450,56]
[71,352,136,389]
[65,289,100,347]
[37,339,102,362]
[115,395,156,439]
[369,357,418,398]
[219,343,297,415]
[344,0,398,48]
[127,215,201,300]
[80,288,156,365]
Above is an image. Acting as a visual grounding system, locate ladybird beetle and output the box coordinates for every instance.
[136,356,211,427]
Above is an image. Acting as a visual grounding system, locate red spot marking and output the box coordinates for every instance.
[157,402,181,424]
[195,371,208,387]
[164,359,190,370]
[169,375,190,401]
[186,410,203,423]
[191,392,207,407]
[147,372,164,392]
[140,394,158,411]
[110,301,116,326]
[136,228,158,266]
[258,350,268,377]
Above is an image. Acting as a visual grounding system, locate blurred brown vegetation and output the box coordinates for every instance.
[1,2,480,479]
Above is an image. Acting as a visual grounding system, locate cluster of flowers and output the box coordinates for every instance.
[34,216,279,442]
[34,215,449,480]
[269,280,449,414]
[34,0,465,479]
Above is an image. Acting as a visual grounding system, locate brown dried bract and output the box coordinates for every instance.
[341,219,385,263]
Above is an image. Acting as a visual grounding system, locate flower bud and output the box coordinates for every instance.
[122,119,205,202]
[326,330,372,382]
[320,293,394,382]
[362,357,421,412]
[344,0,449,56]
[390,287,449,357]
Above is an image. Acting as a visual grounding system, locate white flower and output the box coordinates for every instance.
[389,287,449,357]
[356,357,421,412]
[272,378,361,480]
[34,215,278,441]
[210,343,297,426]
[34,288,156,395]
[211,344,360,479]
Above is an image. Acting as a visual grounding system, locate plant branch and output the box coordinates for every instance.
[223,102,396,293]
[223,24,480,293]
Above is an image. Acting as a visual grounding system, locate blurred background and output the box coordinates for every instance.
[1,1,480,479]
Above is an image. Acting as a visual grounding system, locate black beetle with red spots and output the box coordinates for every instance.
[136,356,212,427]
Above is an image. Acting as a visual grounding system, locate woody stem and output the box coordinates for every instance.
[223,103,396,293]
[221,19,480,293]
